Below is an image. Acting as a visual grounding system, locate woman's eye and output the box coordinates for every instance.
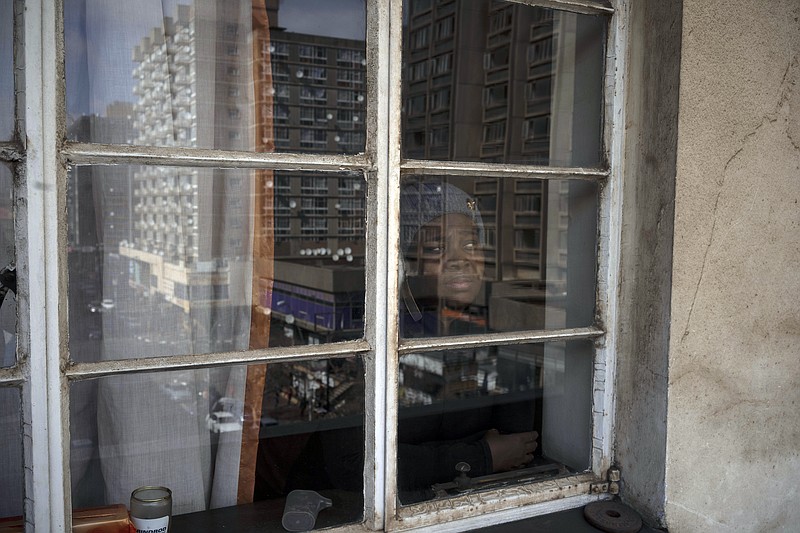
[423,246,442,255]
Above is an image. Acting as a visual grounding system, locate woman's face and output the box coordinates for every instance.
[417,213,484,309]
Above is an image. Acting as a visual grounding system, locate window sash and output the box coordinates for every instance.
[9,0,626,530]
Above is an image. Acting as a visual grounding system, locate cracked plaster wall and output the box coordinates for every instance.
[666,0,800,531]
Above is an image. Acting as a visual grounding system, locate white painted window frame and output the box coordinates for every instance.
[2,0,628,531]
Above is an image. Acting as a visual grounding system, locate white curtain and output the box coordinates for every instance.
[69,0,258,514]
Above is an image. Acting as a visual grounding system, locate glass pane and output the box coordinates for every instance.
[0,164,14,368]
[70,358,365,527]
[0,0,12,141]
[67,166,366,362]
[397,339,593,505]
[400,175,596,339]
[401,1,607,167]
[0,387,23,520]
[65,0,367,154]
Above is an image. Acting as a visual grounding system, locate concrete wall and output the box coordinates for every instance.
[614,1,681,527]
[666,1,800,531]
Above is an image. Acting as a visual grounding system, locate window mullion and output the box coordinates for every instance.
[400,160,608,181]
[399,326,603,354]
[591,1,628,477]
[65,340,371,381]
[363,0,397,529]
[62,142,372,171]
[503,0,613,16]
[382,0,404,528]
[24,0,69,530]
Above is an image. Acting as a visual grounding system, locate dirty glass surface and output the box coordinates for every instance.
[0,387,22,520]
[70,358,365,525]
[401,0,607,167]
[399,174,597,340]
[0,0,13,141]
[67,165,366,363]
[64,0,367,154]
[0,164,14,368]
[396,339,593,505]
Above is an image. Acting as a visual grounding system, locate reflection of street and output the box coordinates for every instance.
[261,358,365,427]
[68,249,103,363]
[399,345,544,408]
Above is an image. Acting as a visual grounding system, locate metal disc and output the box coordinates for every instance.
[583,501,643,533]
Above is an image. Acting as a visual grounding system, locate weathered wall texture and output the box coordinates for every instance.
[667,1,800,531]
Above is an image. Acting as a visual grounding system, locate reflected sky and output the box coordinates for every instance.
[0,1,14,139]
[65,0,366,118]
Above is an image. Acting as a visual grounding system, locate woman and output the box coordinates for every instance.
[397,179,538,503]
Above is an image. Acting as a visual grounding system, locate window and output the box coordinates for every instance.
[300,176,329,195]
[435,16,455,41]
[300,86,327,103]
[489,6,513,34]
[483,120,506,143]
[429,125,450,147]
[430,87,451,111]
[484,46,509,70]
[274,83,290,101]
[409,60,429,81]
[270,41,289,59]
[337,49,364,67]
[274,104,289,123]
[407,94,427,116]
[299,44,327,64]
[301,196,328,214]
[272,63,289,81]
[484,83,509,107]
[528,36,554,65]
[432,53,452,75]
[411,26,430,50]
[8,1,620,531]
[300,128,328,148]
[296,66,327,83]
[337,68,364,86]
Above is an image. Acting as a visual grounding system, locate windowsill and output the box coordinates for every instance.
[170,498,664,533]
[170,490,363,532]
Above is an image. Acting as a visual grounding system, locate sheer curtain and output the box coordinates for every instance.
[67,0,268,514]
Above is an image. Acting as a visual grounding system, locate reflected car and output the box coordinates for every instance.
[206,397,244,433]
[205,410,242,433]
[87,299,115,313]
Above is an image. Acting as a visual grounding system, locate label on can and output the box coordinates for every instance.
[131,516,170,533]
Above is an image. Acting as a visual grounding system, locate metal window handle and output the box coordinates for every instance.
[455,461,472,489]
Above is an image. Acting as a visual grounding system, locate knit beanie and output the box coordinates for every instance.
[400,180,484,255]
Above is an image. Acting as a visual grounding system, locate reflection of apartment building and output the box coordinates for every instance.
[403,1,567,283]
[252,23,369,343]
[266,29,367,255]
[121,3,255,312]
[269,31,367,155]
[67,104,136,250]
